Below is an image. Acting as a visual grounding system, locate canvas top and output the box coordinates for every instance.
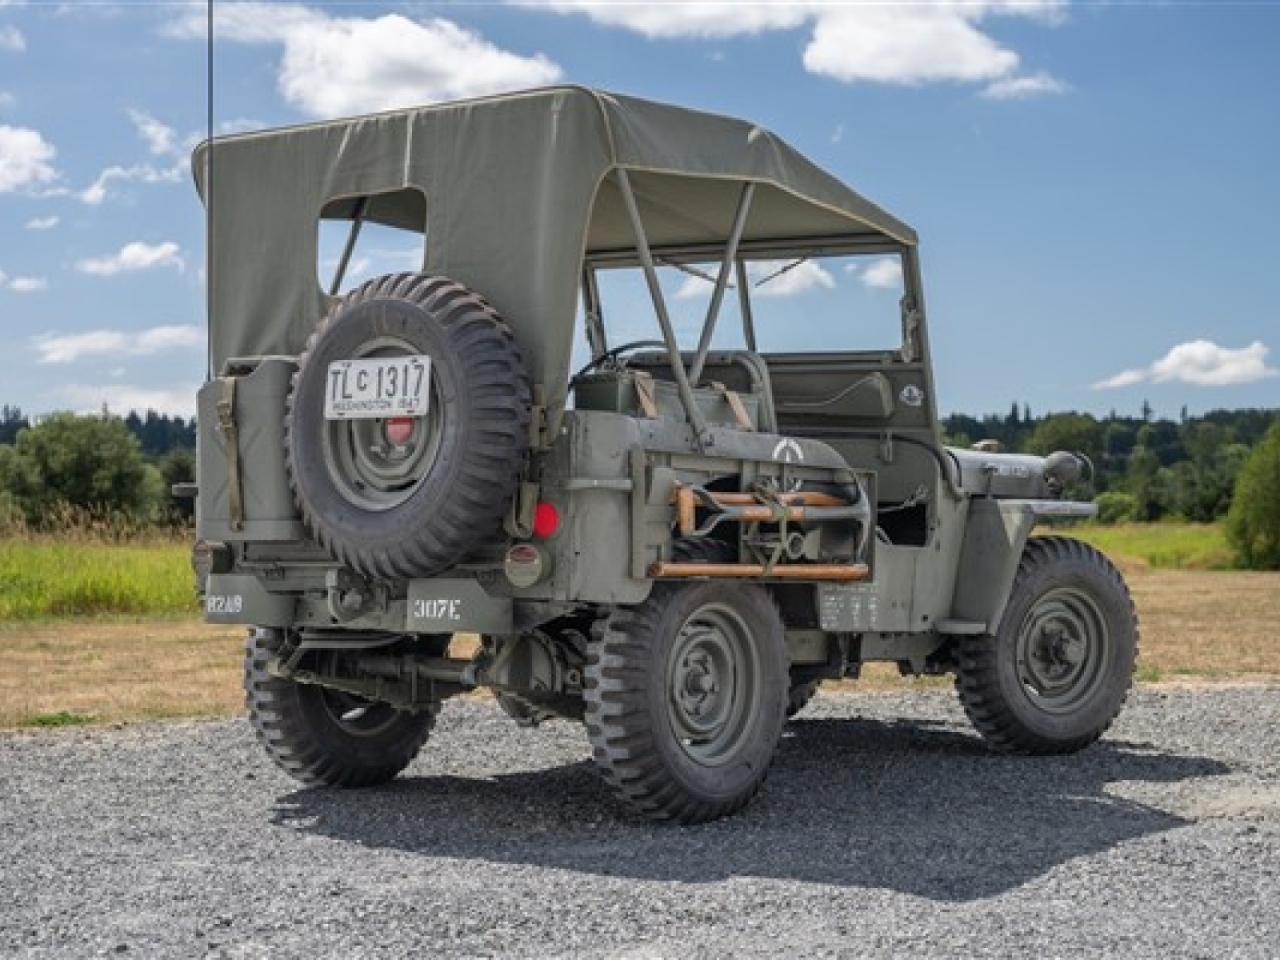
[194,85,917,424]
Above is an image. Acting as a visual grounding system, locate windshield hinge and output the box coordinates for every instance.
[902,300,922,362]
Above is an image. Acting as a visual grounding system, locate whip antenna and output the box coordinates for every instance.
[204,0,214,380]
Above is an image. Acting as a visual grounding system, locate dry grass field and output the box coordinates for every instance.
[0,619,245,728]
[1,562,1276,729]
[1120,564,1280,681]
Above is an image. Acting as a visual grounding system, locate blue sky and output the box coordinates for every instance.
[0,1,1276,420]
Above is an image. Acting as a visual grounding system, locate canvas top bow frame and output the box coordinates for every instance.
[193,85,928,441]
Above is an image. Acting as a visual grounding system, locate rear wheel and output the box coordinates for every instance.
[955,537,1137,754]
[585,580,788,824]
[244,629,435,787]
[670,537,817,722]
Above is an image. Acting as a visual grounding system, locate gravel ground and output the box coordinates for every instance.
[3,685,1280,959]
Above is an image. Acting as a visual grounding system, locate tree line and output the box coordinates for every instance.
[0,406,195,529]
[0,406,196,452]
[0,402,1276,568]
[942,404,1277,525]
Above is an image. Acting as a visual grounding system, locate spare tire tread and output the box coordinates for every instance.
[286,273,530,580]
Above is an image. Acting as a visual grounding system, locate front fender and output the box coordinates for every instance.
[947,499,1095,632]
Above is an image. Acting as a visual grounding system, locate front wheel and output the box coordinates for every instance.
[955,536,1138,754]
[585,581,788,824]
[244,629,436,787]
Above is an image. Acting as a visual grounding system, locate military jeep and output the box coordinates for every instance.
[192,87,1136,824]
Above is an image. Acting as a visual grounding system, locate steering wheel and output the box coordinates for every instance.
[572,340,667,380]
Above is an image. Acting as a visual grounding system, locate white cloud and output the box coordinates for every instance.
[80,163,183,204]
[983,72,1070,100]
[750,260,835,297]
[129,109,178,156]
[168,3,562,117]
[25,215,57,230]
[5,275,46,293]
[76,241,184,277]
[59,383,199,418]
[804,6,1017,86]
[1092,340,1279,390]
[75,111,193,205]
[0,24,23,52]
[34,325,204,365]
[0,90,14,109]
[0,124,58,192]
[519,2,807,39]
[1093,368,1145,390]
[673,259,835,300]
[674,273,716,301]
[859,257,903,290]
[522,2,1068,92]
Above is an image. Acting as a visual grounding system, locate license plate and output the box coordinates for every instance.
[324,355,431,420]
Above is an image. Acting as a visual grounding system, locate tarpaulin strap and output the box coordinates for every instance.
[632,371,659,419]
[217,377,244,531]
[710,381,755,432]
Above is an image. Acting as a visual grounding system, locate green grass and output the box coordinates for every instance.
[0,536,197,620]
[26,710,95,727]
[1062,521,1233,571]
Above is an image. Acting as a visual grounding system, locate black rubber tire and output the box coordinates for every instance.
[244,628,435,788]
[585,580,788,824]
[786,679,820,718]
[955,536,1138,755]
[286,273,530,580]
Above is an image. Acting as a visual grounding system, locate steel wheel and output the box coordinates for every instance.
[956,536,1138,755]
[244,629,436,788]
[1014,586,1112,715]
[322,335,445,512]
[315,687,405,738]
[667,602,764,765]
[585,581,788,824]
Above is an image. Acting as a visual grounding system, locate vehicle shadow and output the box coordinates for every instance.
[269,712,1229,902]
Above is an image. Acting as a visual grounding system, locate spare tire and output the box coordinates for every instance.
[286,273,530,580]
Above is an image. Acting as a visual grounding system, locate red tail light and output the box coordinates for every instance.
[532,502,560,539]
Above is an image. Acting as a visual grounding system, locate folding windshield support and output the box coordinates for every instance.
[689,182,755,386]
[614,168,710,446]
[580,266,608,357]
[900,246,925,364]
[328,196,369,297]
[735,260,758,352]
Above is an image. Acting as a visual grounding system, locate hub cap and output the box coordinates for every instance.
[1015,586,1111,714]
[666,603,762,766]
[318,688,402,737]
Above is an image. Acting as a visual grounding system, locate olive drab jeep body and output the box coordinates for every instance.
[192,87,1137,824]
